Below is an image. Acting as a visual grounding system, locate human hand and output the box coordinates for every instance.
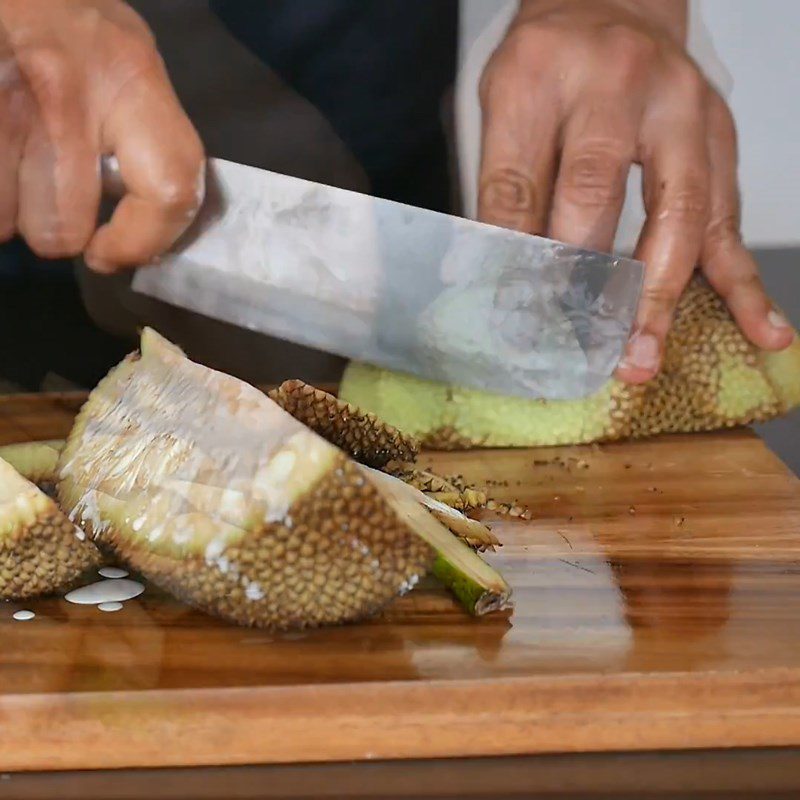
[477,0,794,383]
[0,0,204,272]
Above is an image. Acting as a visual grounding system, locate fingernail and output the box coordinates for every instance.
[768,309,791,330]
[85,256,113,274]
[621,331,660,371]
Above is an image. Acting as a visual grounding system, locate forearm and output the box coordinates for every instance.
[519,0,688,43]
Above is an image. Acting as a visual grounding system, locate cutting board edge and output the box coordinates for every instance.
[3,666,800,772]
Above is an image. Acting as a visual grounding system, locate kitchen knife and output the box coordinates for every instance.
[102,156,643,400]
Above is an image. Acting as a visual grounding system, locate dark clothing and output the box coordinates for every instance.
[211,0,458,211]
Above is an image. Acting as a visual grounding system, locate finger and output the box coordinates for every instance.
[15,47,100,257]
[617,74,711,384]
[85,53,204,273]
[476,58,559,234]
[0,63,27,241]
[700,94,793,351]
[547,95,637,252]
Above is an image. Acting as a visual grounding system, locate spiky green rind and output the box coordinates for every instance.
[340,279,800,449]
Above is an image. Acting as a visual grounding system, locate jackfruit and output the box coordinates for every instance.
[267,382,507,547]
[339,278,800,448]
[0,440,64,486]
[268,380,418,469]
[0,455,102,600]
[56,328,510,629]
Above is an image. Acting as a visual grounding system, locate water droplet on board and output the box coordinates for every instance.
[64,579,144,605]
[98,566,129,579]
[12,610,35,621]
[98,602,123,613]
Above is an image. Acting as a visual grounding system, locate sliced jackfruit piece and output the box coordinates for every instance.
[0,455,102,600]
[57,329,510,629]
[363,467,508,614]
[340,278,800,448]
[361,466,499,552]
[0,441,64,485]
[268,379,419,469]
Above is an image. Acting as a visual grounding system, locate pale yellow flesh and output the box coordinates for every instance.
[59,329,338,559]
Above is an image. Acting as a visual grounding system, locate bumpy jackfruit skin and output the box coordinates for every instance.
[0,456,102,600]
[57,330,437,631]
[71,453,431,630]
[339,278,800,448]
[268,380,419,469]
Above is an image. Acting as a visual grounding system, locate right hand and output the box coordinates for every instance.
[0,0,205,272]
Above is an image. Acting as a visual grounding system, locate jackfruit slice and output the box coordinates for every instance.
[339,278,800,448]
[0,455,102,600]
[56,329,510,629]
[0,441,64,485]
[268,379,419,469]
[362,467,508,614]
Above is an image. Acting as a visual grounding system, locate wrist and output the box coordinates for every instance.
[518,0,688,44]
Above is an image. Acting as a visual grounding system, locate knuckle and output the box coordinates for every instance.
[477,67,498,107]
[560,144,628,208]
[27,226,88,259]
[116,34,162,72]
[708,91,737,145]
[18,45,72,104]
[668,58,708,102]
[641,283,681,312]
[603,24,658,65]
[479,167,538,215]
[108,33,164,86]
[154,178,200,215]
[155,159,205,215]
[705,214,740,246]
[503,25,555,63]
[658,177,710,223]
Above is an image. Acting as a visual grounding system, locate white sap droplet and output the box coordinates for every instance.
[98,601,123,613]
[205,538,225,563]
[64,579,144,605]
[245,581,264,601]
[132,517,145,532]
[72,525,86,542]
[98,566,129,579]
[12,609,35,621]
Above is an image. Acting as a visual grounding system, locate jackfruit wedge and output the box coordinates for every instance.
[56,329,510,629]
[339,277,800,448]
[0,441,64,485]
[0,455,101,600]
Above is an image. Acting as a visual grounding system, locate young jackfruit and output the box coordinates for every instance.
[339,278,800,448]
[268,380,419,469]
[56,329,510,629]
[0,441,64,485]
[0,455,102,600]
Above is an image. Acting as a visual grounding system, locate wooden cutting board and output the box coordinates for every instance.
[1,393,799,773]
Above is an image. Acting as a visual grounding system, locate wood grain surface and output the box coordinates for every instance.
[0,393,799,772]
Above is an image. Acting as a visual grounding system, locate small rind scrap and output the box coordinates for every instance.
[0,456,102,601]
[269,379,419,469]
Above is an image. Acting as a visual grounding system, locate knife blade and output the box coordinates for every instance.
[104,156,643,400]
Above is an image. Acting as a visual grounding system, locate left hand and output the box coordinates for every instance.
[477,0,794,383]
